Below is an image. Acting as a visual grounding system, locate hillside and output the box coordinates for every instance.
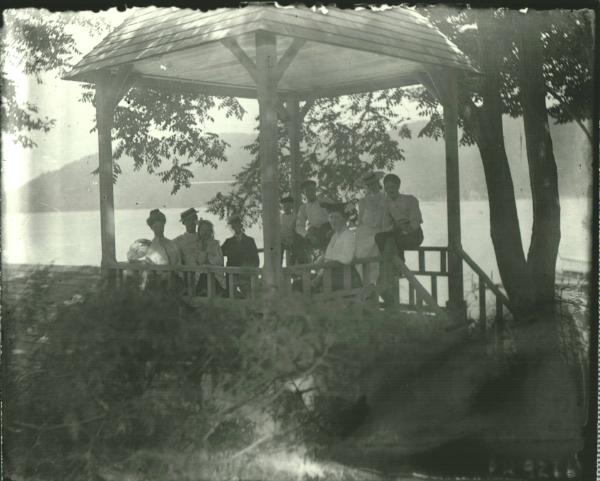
[8,119,591,213]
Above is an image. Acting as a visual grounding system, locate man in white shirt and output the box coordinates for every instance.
[375,174,424,261]
[295,180,333,251]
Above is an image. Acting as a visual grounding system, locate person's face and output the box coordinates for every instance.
[183,215,198,233]
[230,221,243,235]
[329,211,346,232]
[384,180,400,199]
[303,184,317,201]
[366,179,380,194]
[198,222,211,238]
[150,220,165,237]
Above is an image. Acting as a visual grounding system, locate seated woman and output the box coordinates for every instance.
[313,202,362,292]
[196,219,226,296]
[221,214,260,298]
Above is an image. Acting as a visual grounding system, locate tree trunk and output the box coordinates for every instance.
[516,19,561,312]
[464,10,535,317]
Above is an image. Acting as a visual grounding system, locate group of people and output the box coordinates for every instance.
[127,171,423,298]
[280,173,424,294]
[127,208,259,296]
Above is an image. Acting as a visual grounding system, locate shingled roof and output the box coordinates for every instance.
[64,5,476,99]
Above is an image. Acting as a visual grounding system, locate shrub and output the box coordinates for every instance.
[2,267,469,480]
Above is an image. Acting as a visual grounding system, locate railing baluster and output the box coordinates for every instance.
[408,284,415,306]
[116,268,124,289]
[363,261,371,285]
[229,273,236,299]
[323,268,332,293]
[250,275,257,299]
[186,272,194,296]
[479,275,486,333]
[440,250,447,274]
[430,275,438,303]
[343,265,351,290]
[207,272,214,298]
[495,297,504,336]
[416,290,423,310]
[418,249,425,273]
[302,272,311,295]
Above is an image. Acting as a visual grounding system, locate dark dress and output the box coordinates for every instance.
[221,234,260,298]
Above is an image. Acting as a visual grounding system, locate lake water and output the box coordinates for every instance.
[3,198,592,282]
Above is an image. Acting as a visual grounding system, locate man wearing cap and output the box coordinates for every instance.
[173,208,202,265]
[295,180,333,252]
[145,209,182,266]
[375,173,424,263]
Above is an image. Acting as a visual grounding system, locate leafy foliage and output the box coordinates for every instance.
[1,10,108,148]
[208,92,412,224]
[3,267,452,480]
[82,85,246,193]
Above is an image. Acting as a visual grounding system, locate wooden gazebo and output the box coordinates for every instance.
[64,5,509,322]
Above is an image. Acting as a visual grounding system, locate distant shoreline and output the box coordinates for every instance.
[6,194,591,214]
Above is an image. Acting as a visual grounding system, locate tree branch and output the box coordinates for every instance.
[545,84,592,143]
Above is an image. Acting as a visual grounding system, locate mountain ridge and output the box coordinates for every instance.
[7,119,591,213]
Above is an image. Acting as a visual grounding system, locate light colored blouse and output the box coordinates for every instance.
[324,228,356,265]
[197,238,224,266]
[145,236,181,266]
[357,190,387,230]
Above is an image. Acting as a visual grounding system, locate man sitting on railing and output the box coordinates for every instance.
[375,174,424,266]
[374,174,423,305]
[221,214,260,298]
[312,202,362,292]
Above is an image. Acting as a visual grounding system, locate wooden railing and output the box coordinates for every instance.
[108,262,263,301]
[104,247,514,337]
[282,256,379,304]
[457,248,512,335]
[106,246,451,310]
[396,246,448,310]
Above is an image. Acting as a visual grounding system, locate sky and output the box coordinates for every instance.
[2,7,425,193]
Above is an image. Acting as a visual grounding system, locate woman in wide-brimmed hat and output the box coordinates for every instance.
[312,202,362,292]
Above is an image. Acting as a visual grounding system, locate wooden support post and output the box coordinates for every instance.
[286,96,302,212]
[94,69,134,282]
[96,77,117,271]
[256,31,283,303]
[442,71,466,320]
